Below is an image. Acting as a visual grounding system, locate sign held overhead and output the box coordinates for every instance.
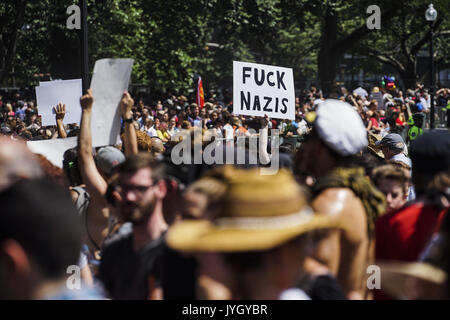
[35,79,83,127]
[233,61,295,120]
[89,58,134,147]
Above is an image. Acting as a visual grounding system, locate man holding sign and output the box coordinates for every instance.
[233,61,295,120]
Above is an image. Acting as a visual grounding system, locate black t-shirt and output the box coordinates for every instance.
[97,231,165,300]
[161,246,197,300]
[438,95,448,108]
[304,274,346,300]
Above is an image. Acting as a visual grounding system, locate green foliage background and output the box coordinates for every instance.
[1,0,449,93]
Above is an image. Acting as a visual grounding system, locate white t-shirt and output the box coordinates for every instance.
[391,153,412,168]
[145,126,158,138]
[279,288,311,300]
[420,97,430,111]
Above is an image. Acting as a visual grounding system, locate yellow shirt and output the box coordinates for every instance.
[156,130,170,141]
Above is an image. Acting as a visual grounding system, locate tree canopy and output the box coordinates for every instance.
[1,0,449,95]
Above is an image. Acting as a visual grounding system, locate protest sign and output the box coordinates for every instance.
[35,79,83,126]
[89,58,134,147]
[233,61,295,120]
[371,91,384,110]
[39,79,82,87]
[27,137,78,168]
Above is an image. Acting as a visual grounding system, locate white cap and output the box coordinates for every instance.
[315,99,368,156]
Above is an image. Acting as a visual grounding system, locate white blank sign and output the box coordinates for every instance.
[35,79,82,126]
[89,58,134,147]
[40,79,82,87]
[27,137,78,168]
[233,61,295,120]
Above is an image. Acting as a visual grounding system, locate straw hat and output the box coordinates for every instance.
[377,261,447,299]
[166,166,343,252]
[367,133,385,159]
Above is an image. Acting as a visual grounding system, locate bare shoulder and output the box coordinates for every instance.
[313,187,367,241]
[312,187,356,216]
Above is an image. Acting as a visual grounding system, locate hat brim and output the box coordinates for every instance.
[166,213,343,253]
[377,261,447,299]
[368,146,385,159]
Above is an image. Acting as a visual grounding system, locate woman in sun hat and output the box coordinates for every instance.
[166,166,343,300]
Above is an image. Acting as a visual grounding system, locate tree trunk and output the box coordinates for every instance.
[0,1,26,85]
[402,60,418,89]
[317,5,338,96]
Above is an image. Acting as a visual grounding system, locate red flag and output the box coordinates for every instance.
[197,76,205,109]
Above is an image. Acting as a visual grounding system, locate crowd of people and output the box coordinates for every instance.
[0,82,449,300]
[1,84,449,145]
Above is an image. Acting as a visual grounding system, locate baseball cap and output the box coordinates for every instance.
[314,99,368,156]
[95,146,125,175]
[375,133,405,152]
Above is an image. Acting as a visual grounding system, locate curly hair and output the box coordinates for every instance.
[35,154,66,187]
[120,129,152,153]
[135,130,152,152]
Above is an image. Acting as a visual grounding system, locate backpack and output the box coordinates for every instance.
[71,186,100,251]
[72,186,90,218]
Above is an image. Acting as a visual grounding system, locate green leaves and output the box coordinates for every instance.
[2,0,449,91]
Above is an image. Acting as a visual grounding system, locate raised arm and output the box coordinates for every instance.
[120,92,138,157]
[258,115,271,165]
[349,95,358,108]
[436,88,447,95]
[54,103,67,139]
[405,102,413,120]
[78,89,108,198]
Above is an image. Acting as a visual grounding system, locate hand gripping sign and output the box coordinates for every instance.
[233,61,295,120]
[36,79,83,126]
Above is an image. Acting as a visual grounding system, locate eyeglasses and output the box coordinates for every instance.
[116,183,157,196]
